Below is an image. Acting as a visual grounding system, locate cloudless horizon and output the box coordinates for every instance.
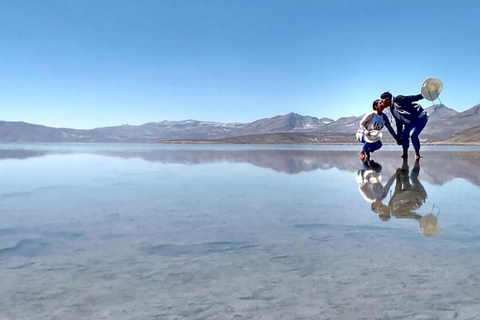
[1,0,479,129]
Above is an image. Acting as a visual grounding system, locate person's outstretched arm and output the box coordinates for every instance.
[381,171,397,200]
[383,114,401,144]
[395,94,424,103]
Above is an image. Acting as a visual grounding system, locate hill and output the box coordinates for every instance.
[439,124,480,144]
[1,102,480,143]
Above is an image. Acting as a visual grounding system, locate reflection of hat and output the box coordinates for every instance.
[356,170,382,184]
[421,78,443,101]
[419,214,441,237]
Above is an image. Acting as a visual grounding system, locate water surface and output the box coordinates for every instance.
[1,144,480,319]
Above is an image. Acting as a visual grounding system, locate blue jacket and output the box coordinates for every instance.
[391,94,425,126]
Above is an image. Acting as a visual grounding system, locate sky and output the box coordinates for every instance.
[1,0,479,129]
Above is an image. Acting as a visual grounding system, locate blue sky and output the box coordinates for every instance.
[1,0,479,129]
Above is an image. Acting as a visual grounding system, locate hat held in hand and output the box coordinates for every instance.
[421,78,443,101]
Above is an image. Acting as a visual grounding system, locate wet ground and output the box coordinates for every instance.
[1,144,480,319]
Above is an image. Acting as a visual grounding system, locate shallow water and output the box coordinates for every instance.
[1,144,480,319]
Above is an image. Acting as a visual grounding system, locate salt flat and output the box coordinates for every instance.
[1,144,480,319]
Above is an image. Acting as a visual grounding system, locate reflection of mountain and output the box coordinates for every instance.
[97,149,362,174]
[95,149,480,187]
[0,149,48,160]
[3,147,480,188]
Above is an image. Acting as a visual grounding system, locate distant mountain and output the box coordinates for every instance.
[0,114,333,143]
[92,120,246,141]
[324,115,363,133]
[421,104,478,140]
[440,124,480,144]
[0,120,247,143]
[233,112,328,135]
[0,121,91,143]
[1,102,479,143]
[320,117,334,124]
[425,104,459,119]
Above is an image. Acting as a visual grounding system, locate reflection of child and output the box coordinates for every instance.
[357,100,400,163]
[356,161,385,214]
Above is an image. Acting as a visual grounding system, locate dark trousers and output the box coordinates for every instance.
[362,138,382,153]
[401,115,428,150]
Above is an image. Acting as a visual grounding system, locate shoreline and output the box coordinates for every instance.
[158,140,480,146]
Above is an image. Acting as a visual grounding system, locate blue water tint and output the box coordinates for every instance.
[1,145,480,319]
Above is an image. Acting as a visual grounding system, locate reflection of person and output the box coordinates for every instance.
[357,100,400,163]
[356,160,385,215]
[371,158,439,237]
[370,166,395,221]
[387,158,427,219]
[377,91,428,159]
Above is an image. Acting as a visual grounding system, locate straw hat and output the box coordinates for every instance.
[366,130,382,143]
[356,129,382,143]
[421,78,443,101]
[419,214,441,237]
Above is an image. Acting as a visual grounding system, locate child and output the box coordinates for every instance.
[357,99,401,163]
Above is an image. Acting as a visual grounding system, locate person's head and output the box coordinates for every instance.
[379,91,393,108]
[372,99,380,110]
[371,200,390,220]
[380,91,393,99]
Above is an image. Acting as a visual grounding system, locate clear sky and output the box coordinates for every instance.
[1,0,479,129]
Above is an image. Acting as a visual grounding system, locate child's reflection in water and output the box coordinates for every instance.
[357,158,440,237]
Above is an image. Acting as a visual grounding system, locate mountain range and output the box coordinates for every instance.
[1,103,479,143]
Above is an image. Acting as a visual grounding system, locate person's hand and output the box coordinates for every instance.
[396,138,402,145]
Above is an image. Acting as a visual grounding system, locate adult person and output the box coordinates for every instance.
[377,91,427,159]
[357,99,400,163]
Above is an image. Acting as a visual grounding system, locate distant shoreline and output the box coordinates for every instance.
[158,140,480,146]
